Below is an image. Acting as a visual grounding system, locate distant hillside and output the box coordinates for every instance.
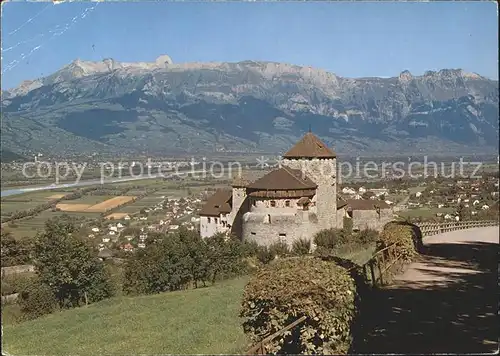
[2,56,498,156]
[1,149,27,162]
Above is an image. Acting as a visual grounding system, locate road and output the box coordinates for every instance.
[354,226,499,354]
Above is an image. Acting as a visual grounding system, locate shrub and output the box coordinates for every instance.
[355,228,379,245]
[17,278,58,321]
[256,246,275,265]
[241,257,359,354]
[343,217,353,234]
[377,221,421,261]
[313,228,350,250]
[241,240,260,258]
[1,273,34,296]
[268,241,290,257]
[292,238,311,255]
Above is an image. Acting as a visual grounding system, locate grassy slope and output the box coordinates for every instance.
[2,277,251,355]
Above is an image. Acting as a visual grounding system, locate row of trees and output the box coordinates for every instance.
[1,186,101,223]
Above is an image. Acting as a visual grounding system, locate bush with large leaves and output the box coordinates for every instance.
[240,257,358,354]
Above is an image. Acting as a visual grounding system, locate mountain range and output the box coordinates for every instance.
[1,55,498,157]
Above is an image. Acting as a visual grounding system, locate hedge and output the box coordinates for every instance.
[377,221,422,261]
[240,257,359,354]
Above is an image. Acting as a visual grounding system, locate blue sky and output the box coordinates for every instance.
[1,1,498,89]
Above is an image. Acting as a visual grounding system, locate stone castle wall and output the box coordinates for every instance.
[228,187,248,237]
[241,211,320,247]
[282,158,338,229]
[351,209,393,232]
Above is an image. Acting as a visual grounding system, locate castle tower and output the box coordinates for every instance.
[228,173,248,237]
[281,132,338,230]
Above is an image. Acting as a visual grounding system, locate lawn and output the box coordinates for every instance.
[337,242,377,266]
[2,277,251,355]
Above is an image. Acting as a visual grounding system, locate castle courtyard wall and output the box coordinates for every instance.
[351,208,393,232]
[241,212,320,247]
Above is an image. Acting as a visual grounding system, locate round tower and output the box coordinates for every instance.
[228,173,248,237]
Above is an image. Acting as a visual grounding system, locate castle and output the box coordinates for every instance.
[199,132,392,246]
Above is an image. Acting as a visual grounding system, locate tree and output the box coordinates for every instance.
[33,217,114,308]
[1,230,32,267]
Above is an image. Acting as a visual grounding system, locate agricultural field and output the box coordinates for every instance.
[0,174,242,238]
[80,196,136,213]
[1,190,72,219]
[3,210,102,238]
[55,195,135,213]
[105,213,130,220]
[113,196,164,214]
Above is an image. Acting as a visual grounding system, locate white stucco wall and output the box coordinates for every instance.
[200,214,230,238]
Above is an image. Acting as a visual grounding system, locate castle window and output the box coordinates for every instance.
[215,218,218,224]
[264,214,271,224]
[270,200,276,207]
[207,217,211,223]
[279,233,286,237]
[253,200,257,207]
[251,232,256,236]
[285,200,290,207]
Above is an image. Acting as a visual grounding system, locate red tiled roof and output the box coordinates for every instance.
[283,132,336,159]
[346,199,391,211]
[199,189,232,217]
[247,166,317,191]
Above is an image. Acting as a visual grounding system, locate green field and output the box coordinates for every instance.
[4,210,102,238]
[60,195,115,206]
[114,196,165,214]
[2,277,251,355]
[398,207,455,219]
[1,191,66,218]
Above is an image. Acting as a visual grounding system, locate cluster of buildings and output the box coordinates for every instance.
[91,195,204,255]
[199,132,394,247]
[404,176,499,222]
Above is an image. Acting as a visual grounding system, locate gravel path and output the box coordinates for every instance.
[393,226,499,288]
[354,226,499,354]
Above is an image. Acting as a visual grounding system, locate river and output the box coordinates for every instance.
[0,170,210,198]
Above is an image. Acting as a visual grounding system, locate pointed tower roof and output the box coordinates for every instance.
[283,132,336,159]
